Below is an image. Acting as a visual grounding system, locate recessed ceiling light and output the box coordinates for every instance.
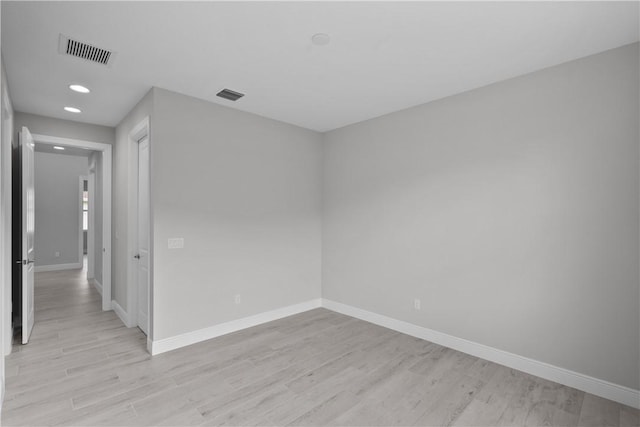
[69,84,90,94]
[311,33,331,46]
[64,106,81,113]
[53,146,65,150]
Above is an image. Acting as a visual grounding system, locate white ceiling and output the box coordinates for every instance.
[2,2,638,132]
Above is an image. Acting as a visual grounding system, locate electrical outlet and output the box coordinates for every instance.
[414,298,421,310]
[168,238,184,249]
[235,294,241,305]
[54,251,60,257]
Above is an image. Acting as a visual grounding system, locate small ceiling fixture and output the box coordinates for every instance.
[64,106,81,113]
[69,84,90,94]
[311,33,331,46]
[216,89,245,101]
[53,146,65,150]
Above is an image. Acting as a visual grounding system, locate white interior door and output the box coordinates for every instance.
[20,127,35,344]
[136,136,150,335]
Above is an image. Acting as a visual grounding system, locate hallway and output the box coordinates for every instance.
[2,268,147,426]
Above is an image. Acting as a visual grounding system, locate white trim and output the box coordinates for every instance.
[149,299,322,355]
[31,134,107,152]
[78,176,87,267]
[32,134,112,312]
[86,172,95,280]
[111,300,131,328]
[90,278,102,296]
[102,148,112,312]
[1,53,12,407]
[321,299,640,409]
[35,262,82,272]
[1,62,14,358]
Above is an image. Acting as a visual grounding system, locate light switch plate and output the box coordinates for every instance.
[168,238,184,249]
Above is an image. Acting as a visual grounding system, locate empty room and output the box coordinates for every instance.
[0,1,638,426]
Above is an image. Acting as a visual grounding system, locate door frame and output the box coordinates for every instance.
[86,173,95,280]
[32,134,112,311]
[127,117,152,346]
[78,176,88,270]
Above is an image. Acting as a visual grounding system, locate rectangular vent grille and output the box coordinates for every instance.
[216,89,245,101]
[58,35,115,66]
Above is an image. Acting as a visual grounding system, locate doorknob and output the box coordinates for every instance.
[133,254,141,259]
[17,259,35,265]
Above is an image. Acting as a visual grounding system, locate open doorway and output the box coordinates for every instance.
[81,176,89,272]
[32,133,112,312]
[12,130,112,344]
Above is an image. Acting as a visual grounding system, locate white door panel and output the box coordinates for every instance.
[136,137,150,335]
[20,127,35,344]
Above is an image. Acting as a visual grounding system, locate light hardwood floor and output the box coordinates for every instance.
[2,268,638,426]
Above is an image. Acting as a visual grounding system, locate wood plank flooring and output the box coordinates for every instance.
[2,267,638,426]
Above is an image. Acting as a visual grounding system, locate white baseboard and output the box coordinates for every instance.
[321,299,640,409]
[90,278,103,296]
[149,298,322,356]
[35,262,82,272]
[111,300,131,328]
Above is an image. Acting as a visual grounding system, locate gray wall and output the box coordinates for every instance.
[13,112,114,146]
[34,152,88,267]
[322,43,639,389]
[151,88,322,340]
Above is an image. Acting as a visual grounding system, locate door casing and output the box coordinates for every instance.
[1,83,13,357]
[86,173,95,281]
[31,134,113,312]
[79,176,89,271]
[126,117,153,352]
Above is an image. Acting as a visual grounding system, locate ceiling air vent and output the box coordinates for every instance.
[58,34,116,67]
[216,89,245,101]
